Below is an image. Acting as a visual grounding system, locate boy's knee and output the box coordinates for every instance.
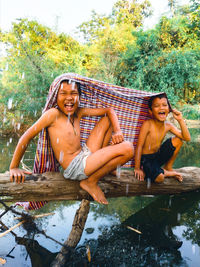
[123,141,134,158]
[155,173,164,183]
[172,137,183,148]
[100,116,111,128]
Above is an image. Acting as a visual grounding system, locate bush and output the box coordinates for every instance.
[180,104,200,120]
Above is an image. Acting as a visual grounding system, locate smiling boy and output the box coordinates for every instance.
[134,93,191,183]
[10,79,134,204]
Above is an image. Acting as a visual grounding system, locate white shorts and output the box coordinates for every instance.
[63,144,91,180]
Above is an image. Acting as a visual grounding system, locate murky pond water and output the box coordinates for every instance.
[0,128,200,266]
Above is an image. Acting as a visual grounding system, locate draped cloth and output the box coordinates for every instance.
[16,73,164,210]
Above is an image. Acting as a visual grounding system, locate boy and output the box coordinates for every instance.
[10,78,134,204]
[134,93,190,183]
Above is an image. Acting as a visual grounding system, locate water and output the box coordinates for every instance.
[0,129,200,266]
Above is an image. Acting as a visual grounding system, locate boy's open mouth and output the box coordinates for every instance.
[158,111,166,118]
[64,103,74,111]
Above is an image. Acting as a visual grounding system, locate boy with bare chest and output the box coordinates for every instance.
[134,94,191,183]
[10,78,134,204]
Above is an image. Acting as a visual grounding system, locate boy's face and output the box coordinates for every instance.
[57,81,79,116]
[149,97,169,122]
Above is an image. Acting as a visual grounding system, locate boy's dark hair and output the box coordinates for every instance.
[148,93,171,110]
[60,79,81,96]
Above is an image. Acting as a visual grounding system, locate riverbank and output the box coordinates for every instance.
[186,119,200,128]
[1,119,199,138]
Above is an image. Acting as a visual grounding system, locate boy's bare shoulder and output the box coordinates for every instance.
[42,108,62,122]
[142,119,152,127]
[44,108,60,116]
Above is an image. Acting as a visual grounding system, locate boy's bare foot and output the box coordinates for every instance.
[164,169,183,182]
[80,179,108,204]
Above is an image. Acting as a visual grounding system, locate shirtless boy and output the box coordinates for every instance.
[134,93,191,183]
[10,79,134,204]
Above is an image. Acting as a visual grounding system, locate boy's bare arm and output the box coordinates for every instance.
[79,107,123,144]
[10,108,58,183]
[169,109,191,141]
[134,121,149,181]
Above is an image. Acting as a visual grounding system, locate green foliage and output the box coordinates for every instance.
[78,0,152,43]
[111,0,152,27]
[115,12,200,104]
[78,0,152,83]
[180,104,200,120]
[0,19,87,133]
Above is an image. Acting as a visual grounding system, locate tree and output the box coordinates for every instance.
[78,0,152,83]
[168,0,178,17]
[115,28,200,104]
[0,19,86,134]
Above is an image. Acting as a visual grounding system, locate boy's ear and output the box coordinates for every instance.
[148,109,153,116]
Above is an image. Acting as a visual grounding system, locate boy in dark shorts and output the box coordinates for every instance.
[134,93,191,183]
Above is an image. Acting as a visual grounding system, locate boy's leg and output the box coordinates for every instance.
[80,141,134,204]
[155,169,182,183]
[153,137,183,183]
[164,137,183,171]
[154,173,164,183]
[86,116,112,153]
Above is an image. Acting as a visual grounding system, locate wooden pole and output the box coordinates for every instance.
[51,199,90,267]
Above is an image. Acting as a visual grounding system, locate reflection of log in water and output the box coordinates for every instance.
[1,167,200,201]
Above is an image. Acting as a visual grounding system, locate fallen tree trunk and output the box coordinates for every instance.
[0,167,200,202]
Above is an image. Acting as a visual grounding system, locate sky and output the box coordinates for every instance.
[0,0,190,37]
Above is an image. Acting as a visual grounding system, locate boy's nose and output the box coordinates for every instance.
[66,95,73,100]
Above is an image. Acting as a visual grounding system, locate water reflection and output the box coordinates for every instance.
[77,192,200,266]
[16,237,57,267]
[0,138,36,173]
[1,191,200,266]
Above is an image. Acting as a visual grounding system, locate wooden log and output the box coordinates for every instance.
[0,167,200,202]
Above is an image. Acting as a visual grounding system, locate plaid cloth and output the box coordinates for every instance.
[17,73,164,210]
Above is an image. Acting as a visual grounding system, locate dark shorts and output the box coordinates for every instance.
[141,138,176,182]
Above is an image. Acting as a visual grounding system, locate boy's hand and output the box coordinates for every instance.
[10,168,32,184]
[134,168,145,181]
[111,130,124,144]
[172,109,183,121]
